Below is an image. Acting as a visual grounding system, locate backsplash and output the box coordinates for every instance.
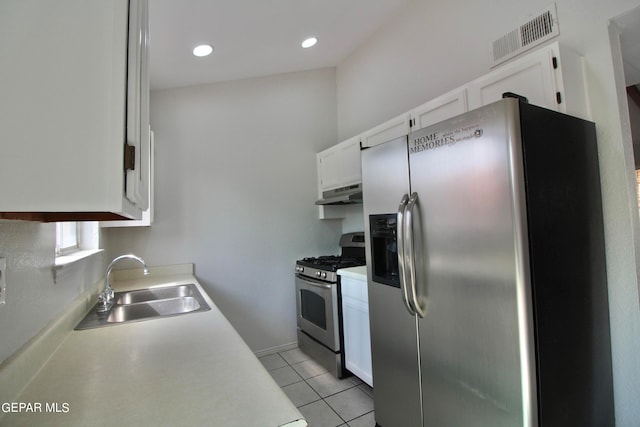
[0,222,103,364]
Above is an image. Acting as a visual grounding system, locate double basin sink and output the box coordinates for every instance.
[75,283,211,330]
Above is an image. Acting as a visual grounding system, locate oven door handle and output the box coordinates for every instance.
[297,275,333,289]
[397,194,415,316]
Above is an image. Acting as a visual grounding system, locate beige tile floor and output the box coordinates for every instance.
[259,348,375,427]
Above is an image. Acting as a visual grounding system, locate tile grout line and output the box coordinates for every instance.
[260,348,375,426]
[283,355,350,424]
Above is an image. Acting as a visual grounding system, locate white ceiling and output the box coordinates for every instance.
[149,0,411,90]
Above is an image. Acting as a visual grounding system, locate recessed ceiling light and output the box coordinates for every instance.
[193,44,214,57]
[301,37,318,49]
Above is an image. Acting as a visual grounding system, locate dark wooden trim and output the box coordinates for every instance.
[0,212,131,222]
[627,85,640,108]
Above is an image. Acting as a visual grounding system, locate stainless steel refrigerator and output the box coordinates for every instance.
[362,97,614,427]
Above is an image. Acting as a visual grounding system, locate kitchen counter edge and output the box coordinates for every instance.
[0,263,306,427]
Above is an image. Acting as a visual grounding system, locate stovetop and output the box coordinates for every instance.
[295,256,365,283]
[295,232,366,282]
[297,255,366,272]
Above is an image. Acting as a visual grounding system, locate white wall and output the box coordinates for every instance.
[335,0,640,424]
[0,223,103,364]
[106,68,342,353]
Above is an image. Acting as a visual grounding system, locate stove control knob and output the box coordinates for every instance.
[296,266,304,273]
[321,272,327,279]
[316,271,321,278]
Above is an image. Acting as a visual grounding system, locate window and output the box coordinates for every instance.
[55,222,79,255]
[53,221,101,281]
[54,221,100,257]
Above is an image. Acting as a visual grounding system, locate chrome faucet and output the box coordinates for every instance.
[97,254,149,314]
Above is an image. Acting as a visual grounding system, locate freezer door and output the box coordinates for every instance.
[362,137,422,427]
[408,100,535,427]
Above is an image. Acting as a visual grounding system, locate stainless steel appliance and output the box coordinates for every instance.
[362,98,614,427]
[295,232,365,378]
[315,183,363,205]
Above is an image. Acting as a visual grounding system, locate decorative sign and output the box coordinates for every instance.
[410,124,483,154]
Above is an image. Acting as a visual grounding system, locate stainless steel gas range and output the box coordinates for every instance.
[295,232,366,378]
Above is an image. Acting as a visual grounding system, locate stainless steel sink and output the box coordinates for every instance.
[75,283,210,330]
[108,296,203,322]
[116,284,198,305]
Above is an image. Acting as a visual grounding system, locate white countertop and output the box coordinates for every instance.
[0,265,305,427]
[337,265,367,280]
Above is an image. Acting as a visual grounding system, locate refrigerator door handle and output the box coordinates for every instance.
[397,194,415,315]
[405,192,426,318]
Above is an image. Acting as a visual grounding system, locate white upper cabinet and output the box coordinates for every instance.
[317,42,589,221]
[317,135,362,192]
[467,41,589,120]
[125,0,151,211]
[0,0,150,221]
[359,89,469,149]
[317,148,340,191]
[410,88,469,131]
[360,113,410,149]
[338,136,363,188]
[102,129,154,228]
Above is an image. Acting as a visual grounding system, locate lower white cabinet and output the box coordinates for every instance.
[339,267,372,387]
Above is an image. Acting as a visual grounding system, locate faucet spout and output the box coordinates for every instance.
[97,254,149,314]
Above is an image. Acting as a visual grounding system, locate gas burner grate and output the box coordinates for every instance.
[298,256,366,272]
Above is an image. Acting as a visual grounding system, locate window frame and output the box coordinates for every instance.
[55,222,80,256]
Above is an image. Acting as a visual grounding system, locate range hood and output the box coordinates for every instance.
[315,183,363,205]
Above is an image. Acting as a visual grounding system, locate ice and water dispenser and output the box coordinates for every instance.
[369,214,400,288]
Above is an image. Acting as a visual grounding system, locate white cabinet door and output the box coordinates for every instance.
[317,148,340,191]
[467,41,589,120]
[0,0,149,221]
[340,271,373,387]
[467,44,558,111]
[410,88,468,131]
[103,129,154,228]
[125,0,150,210]
[337,136,362,187]
[317,135,361,192]
[360,113,410,148]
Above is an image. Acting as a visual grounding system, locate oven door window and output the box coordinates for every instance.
[300,289,327,330]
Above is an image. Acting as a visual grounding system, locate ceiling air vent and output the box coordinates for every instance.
[492,4,559,67]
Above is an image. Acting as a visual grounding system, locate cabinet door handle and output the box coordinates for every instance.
[124,144,136,171]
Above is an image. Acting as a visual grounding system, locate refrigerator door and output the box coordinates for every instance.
[409,100,535,426]
[362,136,422,427]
